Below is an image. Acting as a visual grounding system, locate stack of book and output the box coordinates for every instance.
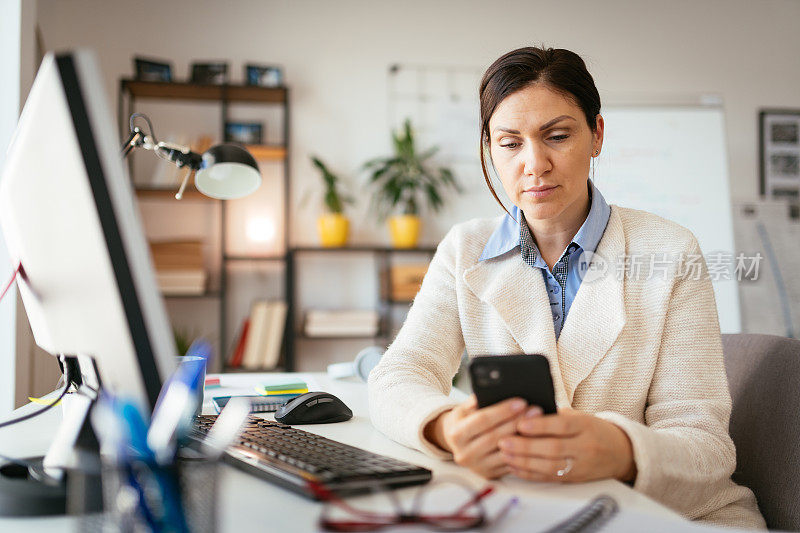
[149,240,207,295]
[304,309,380,338]
[228,300,288,370]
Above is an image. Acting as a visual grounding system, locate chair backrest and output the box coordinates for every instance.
[722,333,800,531]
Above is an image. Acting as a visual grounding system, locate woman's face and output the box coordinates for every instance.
[488,83,603,225]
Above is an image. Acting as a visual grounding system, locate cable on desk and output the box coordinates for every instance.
[0,358,71,430]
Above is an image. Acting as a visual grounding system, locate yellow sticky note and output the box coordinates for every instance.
[28,396,61,406]
[254,386,308,396]
[265,388,307,396]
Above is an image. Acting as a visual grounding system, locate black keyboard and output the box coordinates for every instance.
[192,415,432,499]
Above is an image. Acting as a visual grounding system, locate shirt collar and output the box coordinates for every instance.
[478,204,522,261]
[571,180,611,256]
[478,180,611,262]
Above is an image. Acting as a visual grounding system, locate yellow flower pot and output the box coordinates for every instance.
[317,213,349,247]
[388,215,421,249]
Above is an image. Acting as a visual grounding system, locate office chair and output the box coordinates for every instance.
[722,333,800,531]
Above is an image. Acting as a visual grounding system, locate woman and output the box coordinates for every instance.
[368,46,766,529]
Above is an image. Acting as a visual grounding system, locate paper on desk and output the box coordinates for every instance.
[347,483,754,533]
[494,498,754,533]
[204,373,320,401]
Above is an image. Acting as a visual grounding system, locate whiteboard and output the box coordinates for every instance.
[732,199,800,338]
[387,71,742,332]
[595,106,741,333]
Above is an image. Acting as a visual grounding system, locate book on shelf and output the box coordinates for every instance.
[304,309,380,337]
[156,271,206,295]
[149,240,207,295]
[240,300,287,370]
[261,301,287,369]
[241,301,270,369]
[227,318,251,368]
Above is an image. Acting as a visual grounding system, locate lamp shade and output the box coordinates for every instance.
[194,144,261,199]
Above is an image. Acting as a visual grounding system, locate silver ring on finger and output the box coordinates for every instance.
[556,456,574,478]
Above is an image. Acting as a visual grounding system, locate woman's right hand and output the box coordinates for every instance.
[424,395,528,479]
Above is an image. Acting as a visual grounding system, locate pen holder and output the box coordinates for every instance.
[91,452,219,533]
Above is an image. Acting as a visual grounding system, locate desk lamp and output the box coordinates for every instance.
[121,112,262,200]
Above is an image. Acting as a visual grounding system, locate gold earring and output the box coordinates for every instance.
[594,149,599,156]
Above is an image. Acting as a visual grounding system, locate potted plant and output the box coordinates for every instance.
[311,156,354,247]
[173,327,194,356]
[364,119,460,248]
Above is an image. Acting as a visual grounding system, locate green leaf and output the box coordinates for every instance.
[418,146,439,161]
[310,155,352,214]
[364,118,461,219]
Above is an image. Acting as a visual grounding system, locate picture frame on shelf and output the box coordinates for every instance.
[245,64,283,87]
[191,61,229,85]
[760,109,800,199]
[134,57,172,82]
[224,121,263,145]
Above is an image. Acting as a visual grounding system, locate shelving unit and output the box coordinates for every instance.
[118,80,441,372]
[118,78,291,372]
[288,246,437,356]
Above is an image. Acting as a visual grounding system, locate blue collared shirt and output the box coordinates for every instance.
[478,180,611,339]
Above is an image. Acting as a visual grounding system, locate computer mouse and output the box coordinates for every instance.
[274,391,353,425]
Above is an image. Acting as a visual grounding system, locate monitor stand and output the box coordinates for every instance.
[0,355,102,517]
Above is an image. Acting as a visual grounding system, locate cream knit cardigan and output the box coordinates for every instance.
[368,206,766,530]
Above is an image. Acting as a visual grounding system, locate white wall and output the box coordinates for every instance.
[0,0,22,417]
[34,0,800,368]
[35,0,800,205]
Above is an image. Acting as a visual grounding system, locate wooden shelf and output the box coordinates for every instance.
[121,74,293,371]
[382,298,415,305]
[222,366,286,373]
[291,246,438,254]
[121,79,287,103]
[245,144,286,161]
[163,291,221,300]
[298,333,387,341]
[224,255,286,262]
[134,186,216,201]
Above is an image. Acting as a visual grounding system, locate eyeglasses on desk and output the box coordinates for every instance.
[308,477,518,532]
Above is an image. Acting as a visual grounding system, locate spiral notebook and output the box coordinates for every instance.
[211,394,300,414]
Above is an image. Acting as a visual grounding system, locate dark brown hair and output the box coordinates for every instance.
[479,46,601,213]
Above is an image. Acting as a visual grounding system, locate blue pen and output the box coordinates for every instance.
[116,397,189,533]
[124,462,160,531]
[91,394,161,530]
[119,400,153,460]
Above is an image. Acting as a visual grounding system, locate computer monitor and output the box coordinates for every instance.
[0,50,176,471]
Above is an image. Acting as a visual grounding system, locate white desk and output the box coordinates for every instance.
[0,373,742,532]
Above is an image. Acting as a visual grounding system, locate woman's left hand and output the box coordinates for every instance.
[498,407,637,483]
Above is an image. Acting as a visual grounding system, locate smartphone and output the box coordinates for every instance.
[469,354,557,414]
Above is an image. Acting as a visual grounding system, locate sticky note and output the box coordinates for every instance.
[259,381,307,392]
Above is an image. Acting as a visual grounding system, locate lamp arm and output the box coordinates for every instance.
[121,114,202,170]
[120,121,202,200]
[120,128,144,158]
[154,142,203,171]
[119,112,261,200]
